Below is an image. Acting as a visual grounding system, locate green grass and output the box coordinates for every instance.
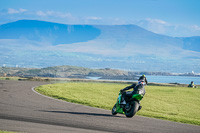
[0,77,22,80]
[0,131,18,133]
[36,82,200,125]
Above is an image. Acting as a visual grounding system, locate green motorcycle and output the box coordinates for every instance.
[112,91,144,118]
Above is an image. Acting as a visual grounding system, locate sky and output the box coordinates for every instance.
[0,0,200,37]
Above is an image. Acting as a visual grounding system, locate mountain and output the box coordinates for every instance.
[0,20,100,45]
[180,36,200,52]
[0,20,200,73]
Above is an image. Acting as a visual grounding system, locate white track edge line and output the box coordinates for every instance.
[31,86,108,111]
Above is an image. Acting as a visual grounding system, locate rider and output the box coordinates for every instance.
[120,75,148,110]
[188,81,195,88]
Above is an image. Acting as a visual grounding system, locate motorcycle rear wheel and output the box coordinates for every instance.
[125,101,139,118]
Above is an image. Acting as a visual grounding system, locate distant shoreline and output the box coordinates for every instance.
[1,76,199,87]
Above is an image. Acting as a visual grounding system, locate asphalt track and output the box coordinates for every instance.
[0,80,200,133]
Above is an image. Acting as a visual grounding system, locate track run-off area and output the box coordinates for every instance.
[0,80,200,133]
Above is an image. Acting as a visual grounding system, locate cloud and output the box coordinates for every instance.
[135,18,200,37]
[0,8,27,15]
[36,10,72,18]
[136,18,170,34]
[1,8,72,18]
[86,16,102,20]
[0,8,76,24]
[146,18,168,25]
[190,25,200,31]
[7,8,27,14]
[36,11,46,16]
[0,8,27,14]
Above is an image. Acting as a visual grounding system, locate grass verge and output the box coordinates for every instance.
[0,131,17,133]
[35,82,200,126]
[0,77,22,81]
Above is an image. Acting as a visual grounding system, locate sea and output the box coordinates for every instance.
[141,75,200,85]
[88,75,200,85]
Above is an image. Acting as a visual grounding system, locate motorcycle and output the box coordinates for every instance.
[111,91,144,118]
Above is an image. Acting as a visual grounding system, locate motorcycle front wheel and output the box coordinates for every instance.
[125,101,139,118]
[111,104,117,115]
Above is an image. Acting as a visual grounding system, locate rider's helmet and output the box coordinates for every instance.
[138,74,146,85]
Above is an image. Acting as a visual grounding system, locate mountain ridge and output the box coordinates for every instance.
[0,19,101,45]
[0,20,199,73]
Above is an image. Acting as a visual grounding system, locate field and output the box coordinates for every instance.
[0,77,22,81]
[36,82,200,125]
[0,131,17,133]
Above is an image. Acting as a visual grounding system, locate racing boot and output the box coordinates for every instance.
[138,105,142,111]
